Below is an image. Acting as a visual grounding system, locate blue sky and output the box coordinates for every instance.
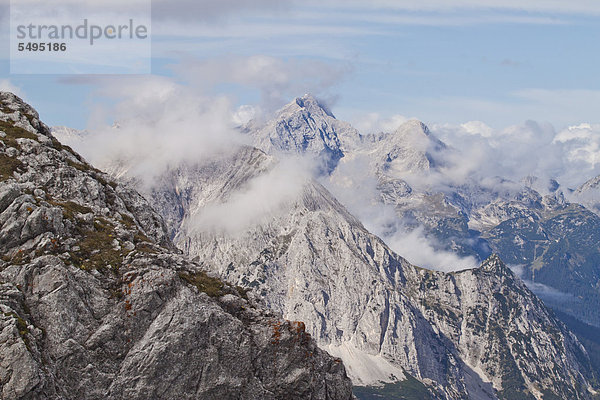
[1,0,600,130]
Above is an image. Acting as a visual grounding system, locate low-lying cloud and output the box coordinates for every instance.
[187,156,313,234]
[324,154,480,272]
[57,75,320,236]
[63,75,246,187]
[510,265,577,302]
[171,55,348,112]
[431,120,600,192]
[384,225,480,272]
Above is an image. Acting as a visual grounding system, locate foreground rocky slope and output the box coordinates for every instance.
[0,92,354,399]
[134,146,599,399]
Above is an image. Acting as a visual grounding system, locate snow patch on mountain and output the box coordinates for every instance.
[325,343,406,386]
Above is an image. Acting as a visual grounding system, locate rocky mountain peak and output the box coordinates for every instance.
[290,94,335,118]
[0,92,52,139]
[572,175,600,216]
[577,174,600,193]
[391,119,446,151]
[394,119,431,136]
[369,119,448,176]
[478,254,511,275]
[243,95,359,174]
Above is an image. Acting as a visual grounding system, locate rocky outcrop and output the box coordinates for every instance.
[0,92,354,400]
[406,255,597,400]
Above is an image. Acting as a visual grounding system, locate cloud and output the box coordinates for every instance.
[171,55,349,111]
[384,225,480,272]
[8,0,148,19]
[323,113,600,273]
[302,10,568,26]
[187,156,313,234]
[509,265,577,301]
[61,75,246,186]
[152,0,288,22]
[326,0,600,15]
[349,113,411,134]
[324,153,480,272]
[0,80,24,97]
[554,123,600,169]
[430,119,600,190]
[11,0,283,18]
[57,75,319,236]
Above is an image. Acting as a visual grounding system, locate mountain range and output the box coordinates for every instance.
[47,93,600,399]
[0,92,354,399]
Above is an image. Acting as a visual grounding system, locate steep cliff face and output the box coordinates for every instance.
[0,92,354,400]
[406,256,597,400]
[137,146,599,399]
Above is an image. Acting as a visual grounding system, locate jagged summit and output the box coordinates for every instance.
[243,94,360,174]
[368,119,448,176]
[286,94,335,118]
[392,119,446,151]
[572,174,600,216]
[395,119,430,135]
[577,174,600,193]
[478,254,511,275]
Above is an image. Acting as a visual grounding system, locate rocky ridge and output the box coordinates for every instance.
[574,174,600,215]
[0,92,354,400]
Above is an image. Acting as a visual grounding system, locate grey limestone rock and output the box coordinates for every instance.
[0,91,354,400]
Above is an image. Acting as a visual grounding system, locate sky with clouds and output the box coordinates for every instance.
[0,0,599,131]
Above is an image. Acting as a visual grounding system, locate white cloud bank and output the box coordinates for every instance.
[69,75,246,185]
[431,120,600,190]
[188,156,312,234]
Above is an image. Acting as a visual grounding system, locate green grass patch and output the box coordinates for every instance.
[47,198,92,221]
[0,120,38,147]
[0,154,25,181]
[3,311,31,350]
[178,270,224,297]
[69,219,123,273]
[0,119,38,181]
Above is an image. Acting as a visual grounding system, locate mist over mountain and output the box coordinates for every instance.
[50,90,600,399]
